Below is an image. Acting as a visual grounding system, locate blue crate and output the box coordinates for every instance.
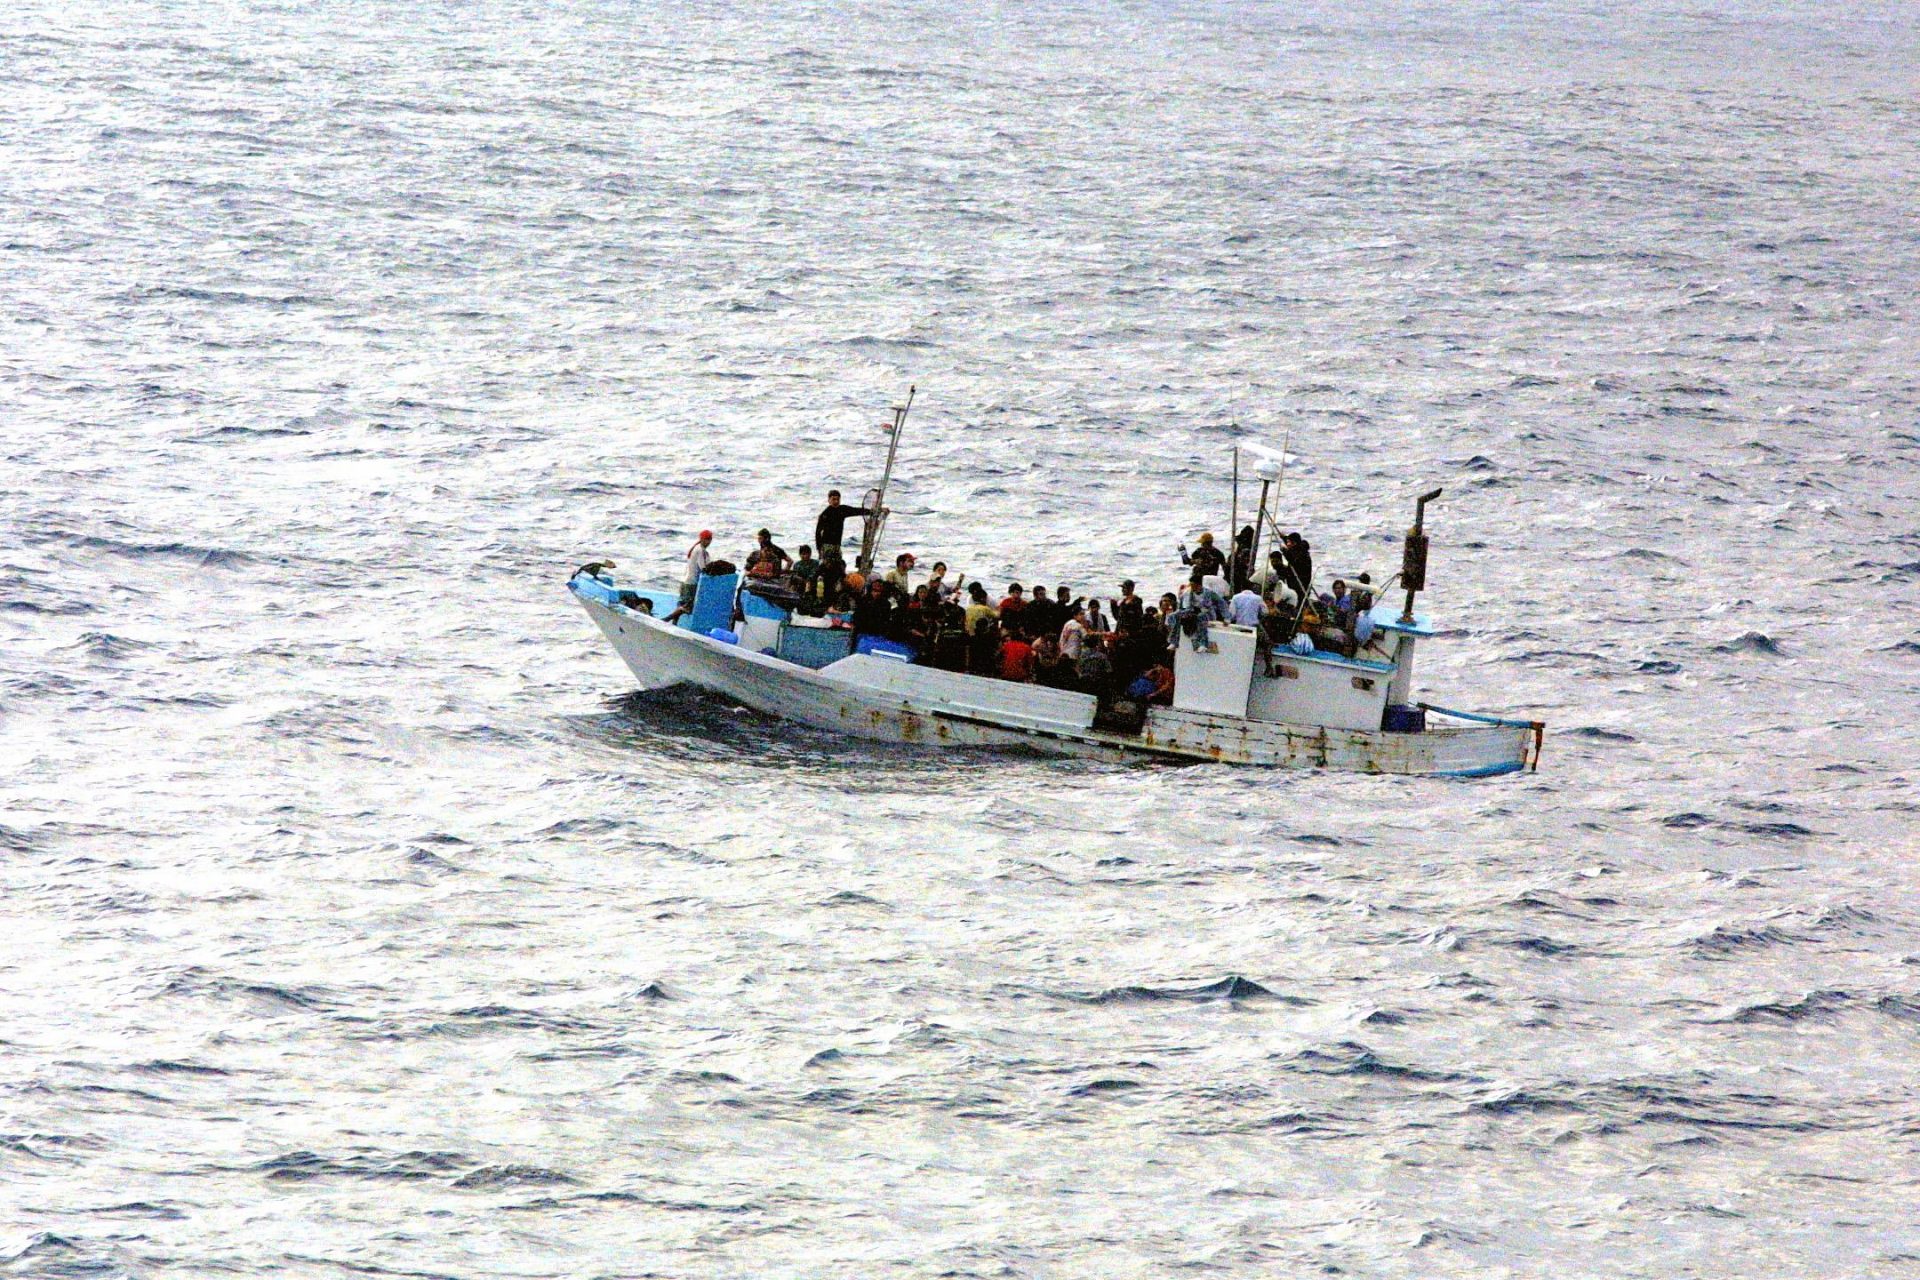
[777,625,854,670]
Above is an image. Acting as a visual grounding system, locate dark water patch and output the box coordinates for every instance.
[1690,923,1803,955]
[632,982,673,1001]
[533,821,622,840]
[1737,821,1815,838]
[158,967,340,1013]
[503,1189,755,1215]
[1470,1076,1827,1134]
[65,631,156,663]
[133,1059,230,1077]
[452,1164,578,1190]
[1718,989,1852,1024]
[419,1005,602,1037]
[1634,659,1682,674]
[187,423,313,440]
[1501,889,1610,919]
[1873,995,1920,1022]
[821,890,887,908]
[1280,1042,1470,1084]
[669,1069,741,1086]
[68,1082,177,1104]
[1794,903,1880,931]
[256,1148,472,1183]
[831,334,936,351]
[1068,1078,1145,1096]
[1067,976,1299,1005]
[1662,812,1714,829]
[1,596,93,616]
[0,1132,101,1163]
[43,532,257,568]
[1714,631,1785,656]
[0,1234,96,1270]
[127,283,324,308]
[1467,931,1581,957]
[574,687,1020,780]
[1095,855,1135,866]
[1851,559,1920,582]
[60,1200,189,1219]
[1568,725,1636,742]
[1500,648,1609,666]
[1470,1087,1588,1116]
[521,1042,635,1062]
[406,848,463,872]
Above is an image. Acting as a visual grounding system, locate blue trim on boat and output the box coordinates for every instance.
[570,574,620,605]
[1287,649,1397,675]
[1419,702,1540,730]
[1436,759,1526,778]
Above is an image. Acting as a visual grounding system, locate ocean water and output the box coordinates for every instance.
[4,2,1919,1275]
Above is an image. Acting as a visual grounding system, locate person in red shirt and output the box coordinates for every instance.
[998,582,1027,620]
[998,624,1036,682]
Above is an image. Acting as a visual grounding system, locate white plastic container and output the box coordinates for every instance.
[1172,623,1257,717]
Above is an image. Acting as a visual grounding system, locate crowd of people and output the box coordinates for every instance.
[670,491,1383,711]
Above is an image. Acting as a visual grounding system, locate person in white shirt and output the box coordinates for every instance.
[1059,608,1087,661]
[1227,586,1264,628]
[666,530,713,622]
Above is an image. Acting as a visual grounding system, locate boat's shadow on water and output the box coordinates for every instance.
[565,686,1166,781]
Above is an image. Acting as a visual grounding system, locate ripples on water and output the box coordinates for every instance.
[4,2,1919,1275]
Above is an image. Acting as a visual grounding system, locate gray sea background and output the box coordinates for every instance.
[4,1,1920,1276]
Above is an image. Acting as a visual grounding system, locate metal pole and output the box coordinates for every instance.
[861,384,914,573]
[1260,425,1293,555]
[1250,477,1271,582]
[1230,445,1239,570]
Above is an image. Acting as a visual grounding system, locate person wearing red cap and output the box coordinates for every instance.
[665,529,713,623]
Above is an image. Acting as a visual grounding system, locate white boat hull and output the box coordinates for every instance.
[573,584,1538,777]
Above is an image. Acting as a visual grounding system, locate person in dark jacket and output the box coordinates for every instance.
[815,488,875,597]
[1024,585,1060,640]
[1282,532,1313,598]
[1180,532,1227,579]
[1229,525,1256,591]
[814,488,872,560]
[851,577,894,638]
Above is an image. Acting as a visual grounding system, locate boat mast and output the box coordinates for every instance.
[858,385,914,574]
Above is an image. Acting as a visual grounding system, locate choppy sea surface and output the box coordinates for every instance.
[5,2,1920,1275]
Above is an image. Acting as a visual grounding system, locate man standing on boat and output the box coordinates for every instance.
[814,488,873,601]
[664,529,713,623]
[1282,532,1314,599]
[1180,531,1227,580]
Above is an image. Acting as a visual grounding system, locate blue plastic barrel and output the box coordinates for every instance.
[688,572,738,633]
